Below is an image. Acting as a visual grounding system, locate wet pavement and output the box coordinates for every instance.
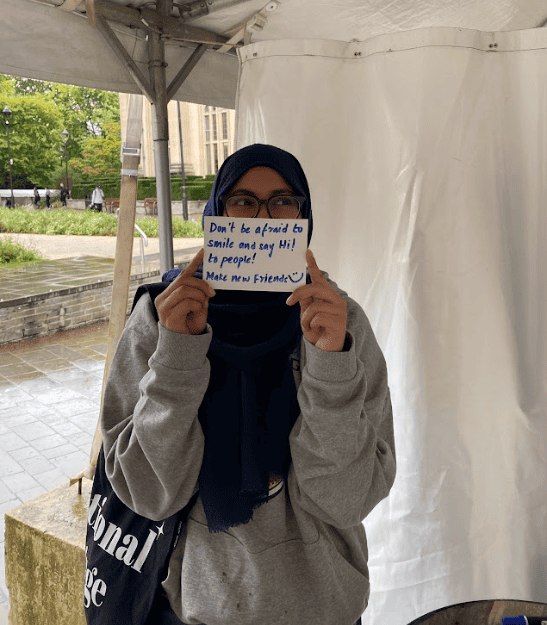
[0,320,109,620]
[0,235,203,622]
[0,235,203,304]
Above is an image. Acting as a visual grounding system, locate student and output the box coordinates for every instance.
[60,183,68,207]
[100,143,396,625]
[91,183,105,212]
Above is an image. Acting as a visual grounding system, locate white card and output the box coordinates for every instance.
[203,216,308,291]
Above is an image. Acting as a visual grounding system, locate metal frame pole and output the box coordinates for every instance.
[177,100,188,221]
[64,140,69,190]
[5,121,14,208]
[149,0,174,276]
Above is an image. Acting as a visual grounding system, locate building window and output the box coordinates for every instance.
[204,115,210,142]
[203,106,234,175]
[213,143,219,172]
[206,144,212,175]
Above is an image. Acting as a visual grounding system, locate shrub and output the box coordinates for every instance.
[0,207,203,238]
[71,176,214,201]
[0,237,45,266]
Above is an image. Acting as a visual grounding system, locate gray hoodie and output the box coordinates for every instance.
[100,273,396,625]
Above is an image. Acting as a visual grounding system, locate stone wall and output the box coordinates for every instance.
[0,272,162,346]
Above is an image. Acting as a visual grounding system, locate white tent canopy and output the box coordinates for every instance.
[1,0,547,106]
[1,2,546,625]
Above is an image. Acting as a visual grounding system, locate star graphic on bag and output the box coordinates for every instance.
[155,522,165,537]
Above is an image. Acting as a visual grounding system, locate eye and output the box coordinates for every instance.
[230,195,256,207]
[272,196,297,207]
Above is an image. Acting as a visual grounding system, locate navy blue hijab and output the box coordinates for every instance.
[165,144,314,533]
[201,143,313,245]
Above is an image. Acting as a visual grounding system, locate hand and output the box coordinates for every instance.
[286,249,347,352]
[155,248,216,335]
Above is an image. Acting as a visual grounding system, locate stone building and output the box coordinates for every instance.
[119,93,236,178]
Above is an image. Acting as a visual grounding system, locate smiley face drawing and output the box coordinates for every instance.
[289,272,304,283]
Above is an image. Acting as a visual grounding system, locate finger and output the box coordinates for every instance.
[156,276,214,306]
[159,285,209,313]
[305,249,325,283]
[163,299,206,327]
[182,248,205,278]
[158,252,214,302]
[162,249,205,294]
[172,298,205,318]
[308,312,344,331]
[301,302,342,325]
[287,283,342,306]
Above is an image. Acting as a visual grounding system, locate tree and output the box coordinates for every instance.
[0,83,65,187]
[7,77,120,163]
[0,75,121,188]
[71,121,121,178]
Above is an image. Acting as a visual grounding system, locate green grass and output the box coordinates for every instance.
[0,207,204,238]
[0,237,47,268]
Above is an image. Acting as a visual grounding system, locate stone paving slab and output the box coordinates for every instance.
[0,321,109,616]
[0,234,203,305]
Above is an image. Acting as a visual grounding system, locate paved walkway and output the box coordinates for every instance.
[0,321,109,623]
[0,233,204,303]
[0,231,204,261]
[0,232,204,623]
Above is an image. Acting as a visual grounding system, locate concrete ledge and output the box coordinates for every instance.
[5,479,92,625]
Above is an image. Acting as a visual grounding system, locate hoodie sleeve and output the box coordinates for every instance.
[100,293,211,521]
[288,282,396,529]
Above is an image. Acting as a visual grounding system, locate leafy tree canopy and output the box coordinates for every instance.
[0,75,120,188]
[9,77,120,157]
[0,87,65,187]
[71,120,121,180]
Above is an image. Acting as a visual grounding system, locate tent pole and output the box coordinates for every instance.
[149,0,174,276]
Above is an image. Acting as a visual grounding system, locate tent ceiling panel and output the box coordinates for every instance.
[0,0,239,107]
[1,0,547,107]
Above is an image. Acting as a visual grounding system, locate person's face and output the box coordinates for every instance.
[222,166,303,219]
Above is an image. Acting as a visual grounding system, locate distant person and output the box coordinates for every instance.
[60,183,68,207]
[91,183,105,212]
[45,187,51,208]
[33,187,40,207]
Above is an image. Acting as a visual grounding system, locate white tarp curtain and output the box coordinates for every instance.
[235,28,547,625]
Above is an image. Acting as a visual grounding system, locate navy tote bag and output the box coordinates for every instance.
[84,446,197,625]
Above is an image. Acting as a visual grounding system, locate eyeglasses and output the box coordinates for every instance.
[221,193,305,219]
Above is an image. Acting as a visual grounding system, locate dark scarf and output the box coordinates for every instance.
[164,144,314,533]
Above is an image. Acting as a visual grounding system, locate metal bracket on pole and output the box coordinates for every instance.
[216,3,274,52]
[85,0,234,45]
[120,143,141,176]
[177,0,257,21]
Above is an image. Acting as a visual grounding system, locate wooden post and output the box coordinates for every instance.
[70,93,143,485]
